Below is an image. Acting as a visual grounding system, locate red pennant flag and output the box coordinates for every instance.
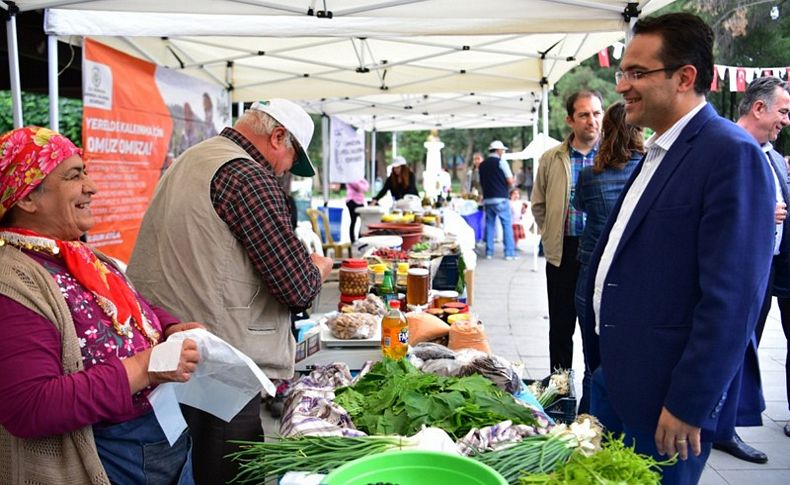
[711,65,718,92]
[736,67,746,92]
[597,48,610,68]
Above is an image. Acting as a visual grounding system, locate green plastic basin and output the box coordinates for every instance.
[321,450,507,485]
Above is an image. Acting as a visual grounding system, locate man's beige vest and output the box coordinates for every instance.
[127,136,295,379]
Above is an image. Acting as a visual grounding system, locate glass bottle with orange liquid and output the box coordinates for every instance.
[381,300,409,359]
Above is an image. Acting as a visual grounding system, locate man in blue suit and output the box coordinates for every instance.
[711,76,790,462]
[585,13,776,484]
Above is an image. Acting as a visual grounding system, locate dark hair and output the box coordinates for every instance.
[633,13,713,95]
[593,102,644,174]
[391,164,412,191]
[738,76,790,117]
[565,90,604,117]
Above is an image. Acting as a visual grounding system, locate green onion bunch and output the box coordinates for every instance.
[228,435,413,484]
[473,434,577,484]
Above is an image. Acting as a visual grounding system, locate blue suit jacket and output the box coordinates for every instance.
[584,104,775,441]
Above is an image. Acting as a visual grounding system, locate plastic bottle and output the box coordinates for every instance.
[379,268,397,305]
[381,300,409,359]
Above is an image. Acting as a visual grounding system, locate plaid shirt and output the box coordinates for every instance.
[564,143,597,237]
[210,128,322,310]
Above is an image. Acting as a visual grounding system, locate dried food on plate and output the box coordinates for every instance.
[325,312,377,339]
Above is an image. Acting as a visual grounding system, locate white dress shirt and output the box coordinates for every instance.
[593,101,707,333]
[763,142,784,255]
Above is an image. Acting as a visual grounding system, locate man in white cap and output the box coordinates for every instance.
[128,99,333,484]
[479,140,517,260]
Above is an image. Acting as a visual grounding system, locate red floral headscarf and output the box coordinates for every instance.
[0,126,81,219]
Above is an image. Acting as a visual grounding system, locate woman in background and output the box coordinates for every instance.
[572,102,643,420]
[345,178,369,242]
[371,156,418,204]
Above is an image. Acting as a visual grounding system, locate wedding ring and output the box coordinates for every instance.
[676,439,687,444]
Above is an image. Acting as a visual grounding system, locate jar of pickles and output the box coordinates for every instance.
[339,258,369,296]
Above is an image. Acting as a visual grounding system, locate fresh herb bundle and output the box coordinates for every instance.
[518,434,676,484]
[334,358,538,439]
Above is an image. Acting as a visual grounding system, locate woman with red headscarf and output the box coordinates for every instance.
[0,126,201,484]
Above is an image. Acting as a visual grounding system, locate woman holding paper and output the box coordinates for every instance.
[0,126,201,484]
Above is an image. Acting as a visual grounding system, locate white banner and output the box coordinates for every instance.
[329,116,366,183]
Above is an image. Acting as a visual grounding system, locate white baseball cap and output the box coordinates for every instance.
[391,155,407,168]
[250,99,316,177]
[488,140,508,151]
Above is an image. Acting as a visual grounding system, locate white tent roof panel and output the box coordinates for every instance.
[25,0,676,130]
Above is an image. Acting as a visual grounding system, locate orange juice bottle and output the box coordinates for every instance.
[381,300,409,359]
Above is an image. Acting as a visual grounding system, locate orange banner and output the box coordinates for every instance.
[82,39,172,262]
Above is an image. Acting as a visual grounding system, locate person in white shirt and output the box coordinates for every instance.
[727,77,790,458]
[584,13,775,485]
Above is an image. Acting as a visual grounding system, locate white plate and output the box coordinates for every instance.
[319,312,382,348]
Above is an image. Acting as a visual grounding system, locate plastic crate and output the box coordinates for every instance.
[524,369,577,424]
[317,206,343,242]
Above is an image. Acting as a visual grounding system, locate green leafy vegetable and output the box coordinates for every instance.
[334,358,538,439]
[518,434,676,484]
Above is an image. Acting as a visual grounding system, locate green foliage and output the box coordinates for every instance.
[334,358,538,439]
[0,91,83,145]
[548,61,618,141]
[519,434,676,485]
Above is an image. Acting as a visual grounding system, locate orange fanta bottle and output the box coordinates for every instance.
[381,300,409,359]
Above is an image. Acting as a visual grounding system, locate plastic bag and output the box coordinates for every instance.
[325,312,377,339]
[406,311,450,345]
[350,294,387,316]
[447,317,491,354]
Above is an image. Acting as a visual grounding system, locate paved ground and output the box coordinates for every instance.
[276,232,790,483]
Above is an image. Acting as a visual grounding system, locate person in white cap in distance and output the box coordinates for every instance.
[127,99,333,484]
[479,140,518,260]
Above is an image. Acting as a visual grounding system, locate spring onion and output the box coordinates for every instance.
[473,417,602,484]
[227,435,417,484]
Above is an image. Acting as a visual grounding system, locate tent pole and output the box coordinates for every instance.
[392,131,398,157]
[236,101,243,121]
[5,3,23,128]
[48,35,59,131]
[322,115,330,203]
[370,127,377,195]
[541,85,549,138]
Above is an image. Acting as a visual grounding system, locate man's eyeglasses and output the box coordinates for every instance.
[615,65,683,84]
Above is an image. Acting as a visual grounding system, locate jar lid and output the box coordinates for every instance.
[407,267,429,276]
[437,290,459,298]
[339,294,367,303]
[447,313,471,325]
[443,302,468,311]
[341,258,368,269]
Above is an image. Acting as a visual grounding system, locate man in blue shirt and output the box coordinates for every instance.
[479,140,517,260]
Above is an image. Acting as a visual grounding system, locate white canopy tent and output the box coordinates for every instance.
[4,0,673,126]
[4,0,672,201]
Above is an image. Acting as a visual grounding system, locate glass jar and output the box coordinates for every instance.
[434,290,459,308]
[339,258,369,296]
[338,294,366,312]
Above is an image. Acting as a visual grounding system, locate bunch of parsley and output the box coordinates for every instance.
[334,358,538,439]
